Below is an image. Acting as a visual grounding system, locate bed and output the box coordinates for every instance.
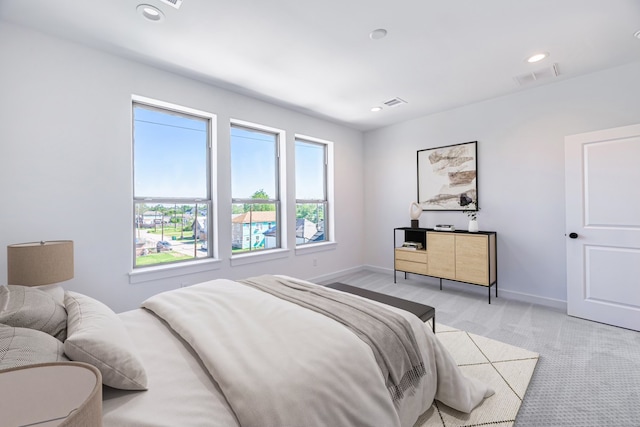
[0,275,493,427]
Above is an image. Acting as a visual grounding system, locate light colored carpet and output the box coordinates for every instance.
[415,323,539,427]
[326,270,640,426]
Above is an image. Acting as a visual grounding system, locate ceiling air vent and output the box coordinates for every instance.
[514,63,559,86]
[383,97,408,108]
[159,0,183,9]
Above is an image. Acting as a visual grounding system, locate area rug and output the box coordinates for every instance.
[414,323,539,427]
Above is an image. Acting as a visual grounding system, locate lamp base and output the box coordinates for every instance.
[410,220,419,228]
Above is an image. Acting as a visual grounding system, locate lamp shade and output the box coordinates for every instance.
[7,240,74,286]
[0,362,102,427]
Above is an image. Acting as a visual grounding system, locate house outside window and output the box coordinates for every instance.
[295,137,329,245]
[132,98,214,268]
[230,122,282,254]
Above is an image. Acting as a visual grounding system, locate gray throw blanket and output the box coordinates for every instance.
[239,275,426,403]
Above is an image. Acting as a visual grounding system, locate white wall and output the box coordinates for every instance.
[0,22,365,312]
[363,61,640,308]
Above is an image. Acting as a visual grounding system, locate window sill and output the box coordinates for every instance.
[295,241,337,255]
[230,248,291,266]
[129,258,222,284]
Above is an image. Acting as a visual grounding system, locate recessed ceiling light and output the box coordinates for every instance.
[634,30,640,39]
[137,4,165,22]
[526,52,549,63]
[371,106,383,112]
[369,29,388,40]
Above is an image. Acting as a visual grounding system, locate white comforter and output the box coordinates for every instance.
[141,277,492,427]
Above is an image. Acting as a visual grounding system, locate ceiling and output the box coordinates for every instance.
[2,0,639,131]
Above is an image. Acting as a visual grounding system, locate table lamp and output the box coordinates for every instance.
[7,240,74,286]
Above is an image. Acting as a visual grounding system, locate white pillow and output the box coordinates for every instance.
[0,285,67,341]
[0,324,68,370]
[34,284,65,306]
[64,291,148,390]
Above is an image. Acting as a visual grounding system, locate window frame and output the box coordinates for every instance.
[294,134,334,250]
[131,95,218,272]
[230,119,286,257]
[294,138,328,246]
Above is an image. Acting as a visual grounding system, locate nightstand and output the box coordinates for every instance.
[0,362,102,427]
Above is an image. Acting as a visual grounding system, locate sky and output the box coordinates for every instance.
[230,126,276,199]
[134,104,325,202]
[134,105,207,199]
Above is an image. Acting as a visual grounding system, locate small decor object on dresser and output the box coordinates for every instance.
[409,201,422,228]
[459,193,480,232]
[434,224,455,231]
[402,241,423,250]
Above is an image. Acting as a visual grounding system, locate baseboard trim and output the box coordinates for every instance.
[354,265,568,311]
[308,266,363,284]
[361,264,389,275]
[498,288,566,311]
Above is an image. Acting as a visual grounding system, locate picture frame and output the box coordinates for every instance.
[417,141,478,211]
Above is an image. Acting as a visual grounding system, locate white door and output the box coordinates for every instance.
[565,123,640,331]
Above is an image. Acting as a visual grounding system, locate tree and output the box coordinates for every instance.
[251,189,269,200]
[296,203,324,223]
[244,189,275,212]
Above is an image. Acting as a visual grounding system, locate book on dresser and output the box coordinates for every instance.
[401,241,423,250]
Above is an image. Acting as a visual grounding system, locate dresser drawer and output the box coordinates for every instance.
[395,249,427,263]
[395,259,428,275]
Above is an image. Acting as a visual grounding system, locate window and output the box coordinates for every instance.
[230,123,282,254]
[132,100,213,268]
[295,138,328,245]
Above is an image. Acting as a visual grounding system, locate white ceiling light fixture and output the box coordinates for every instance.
[634,30,640,39]
[137,4,165,22]
[369,29,388,40]
[526,52,549,63]
[371,106,383,112]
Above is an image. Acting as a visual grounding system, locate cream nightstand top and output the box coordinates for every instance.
[0,362,102,427]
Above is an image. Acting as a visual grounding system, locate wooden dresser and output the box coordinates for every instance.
[394,227,497,303]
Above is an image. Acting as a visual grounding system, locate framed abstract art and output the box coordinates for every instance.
[417,141,478,211]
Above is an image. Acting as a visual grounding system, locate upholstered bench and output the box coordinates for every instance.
[326,283,436,333]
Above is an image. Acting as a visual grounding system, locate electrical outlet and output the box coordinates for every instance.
[313,258,318,267]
